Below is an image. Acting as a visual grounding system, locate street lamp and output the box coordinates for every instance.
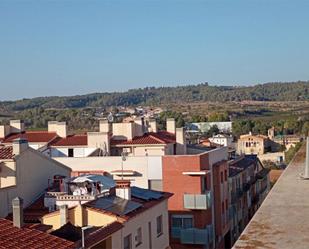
[81,225,93,249]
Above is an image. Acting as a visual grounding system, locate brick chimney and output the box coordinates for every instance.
[12,197,24,228]
[115,180,131,200]
[12,138,29,155]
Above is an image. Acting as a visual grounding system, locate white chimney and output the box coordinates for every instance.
[99,120,112,133]
[10,120,25,134]
[48,121,67,138]
[176,127,187,155]
[12,138,29,155]
[115,180,131,200]
[12,197,24,228]
[60,204,69,226]
[166,118,176,134]
[0,125,10,138]
[149,119,158,133]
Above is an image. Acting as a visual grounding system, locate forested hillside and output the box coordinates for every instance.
[1,81,309,111]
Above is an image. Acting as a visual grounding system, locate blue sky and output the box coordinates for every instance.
[1,0,309,100]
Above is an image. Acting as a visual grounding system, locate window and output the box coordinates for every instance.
[201,176,207,193]
[156,215,163,237]
[68,148,74,157]
[124,234,132,249]
[171,215,193,238]
[224,170,227,181]
[135,227,142,246]
[222,202,225,213]
[220,172,224,183]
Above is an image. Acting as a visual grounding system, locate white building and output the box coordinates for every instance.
[209,134,233,147]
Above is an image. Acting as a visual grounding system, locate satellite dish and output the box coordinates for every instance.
[107,112,114,123]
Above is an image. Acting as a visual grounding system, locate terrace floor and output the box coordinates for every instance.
[233,144,309,249]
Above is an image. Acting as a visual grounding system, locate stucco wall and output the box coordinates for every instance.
[0,149,71,217]
[54,156,163,189]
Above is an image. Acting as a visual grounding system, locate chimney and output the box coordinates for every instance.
[166,118,176,134]
[176,127,187,155]
[12,197,24,228]
[0,125,10,138]
[12,138,29,155]
[60,204,69,226]
[87,132,110,155]
[10,120,25,134]
[149,119,157,133]
[115,180,131,200]
[134,117,145,137]
[48,121,67,138]
[268,127,275,140]
[99,120,112,133]
[302,137,309,179]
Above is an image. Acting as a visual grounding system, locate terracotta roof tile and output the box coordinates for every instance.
[50,134,88,147]
[0,146,14,159]
[0,218,75,249]
[2,131,58,143]
[111,131,176,146]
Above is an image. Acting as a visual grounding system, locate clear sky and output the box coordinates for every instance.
[1,0,309,100]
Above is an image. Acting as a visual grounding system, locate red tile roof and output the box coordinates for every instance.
[111,131,176,146]
[2,131,58,143]
[50,134,88,147]
[0,218,75,249]
[0,146,14,159]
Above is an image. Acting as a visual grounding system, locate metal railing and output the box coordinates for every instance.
[179,225,213,245]
[183,192,212,210]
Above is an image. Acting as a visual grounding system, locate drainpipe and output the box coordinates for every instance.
[210,161,216,249]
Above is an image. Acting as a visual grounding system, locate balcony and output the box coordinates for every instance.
[180,226,213,245]
[183,192,212,210]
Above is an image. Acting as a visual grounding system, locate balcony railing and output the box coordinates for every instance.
[183,192,212,210]
[179,225,213,245]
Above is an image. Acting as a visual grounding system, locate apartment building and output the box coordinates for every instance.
[0,138,71,217]
[19,175,172,249]
[227,155,270,247]
[1,118,186,158]
[162,147,229,249]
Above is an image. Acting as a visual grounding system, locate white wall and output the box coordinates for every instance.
[51,147,97,157]
[111,199,170,249]
[0,149,71,217]
[54,156,163,189]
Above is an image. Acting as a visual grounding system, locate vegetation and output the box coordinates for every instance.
[1,81,309,112]
[285,142,304,164]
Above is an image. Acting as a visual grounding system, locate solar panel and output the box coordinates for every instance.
[131,186,163,201]
[88,196,142,216]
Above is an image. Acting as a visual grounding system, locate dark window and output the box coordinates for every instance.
[156,215,163,237]
[124,234,132,249]
[201,176,207,192]
[220,172,224,183]
[224,170,227,181]
[68,148,74,157]
[135,227,142,247]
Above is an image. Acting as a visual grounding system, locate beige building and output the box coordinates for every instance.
[0,138,71,217]
[237,132,272,155]
[29,176,172,249]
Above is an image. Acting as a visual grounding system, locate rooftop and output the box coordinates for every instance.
[50,134,87,147]
[233,143,309,249]
[0,145,14,160]
[111,131,176,146]
[0,218,75,249]
[1,131,58,143]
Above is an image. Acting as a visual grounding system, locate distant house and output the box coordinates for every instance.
[188,121,232,133]
[209,134,233,147]
[237,132,273,155]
